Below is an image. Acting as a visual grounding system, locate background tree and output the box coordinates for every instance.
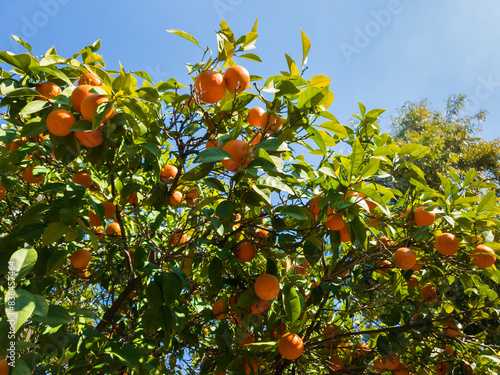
[0,21,499,375]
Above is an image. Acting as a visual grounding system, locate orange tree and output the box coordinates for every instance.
[0,21,499,375]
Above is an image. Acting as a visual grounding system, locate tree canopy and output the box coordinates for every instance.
[0,21,499,375]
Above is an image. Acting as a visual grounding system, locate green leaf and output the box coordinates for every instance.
[256,176,294,195]
[359,157,380,179]
[4,289,35,333]
[194,148,231,164]
[477,191,497,213]
[350,138,365,180]
[31,304,71,325]
[0,51,33,72]
[216,201,238,220]
[30,66,72,86]
[283,285,301,324]
[11,35,32,52]
[162,273,183,305]
[211,218,225,236]
[69,119,92,132]
[300,29,311,67]
[209,257,223,289]
[9,248,38,282]
[239,53,262,63]
[32,295,49,317]
[319,121,348,139]
[19,100,50,115]
[280,205,307,220]
[182,163,214,181]
[92,101,115,130]
[297,87,326,109]
[463,168,477,186]
[42,221,68,246]
[399,144,430,160]
[146,281,163,307]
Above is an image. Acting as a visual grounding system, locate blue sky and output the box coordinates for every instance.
[1,0,499,140]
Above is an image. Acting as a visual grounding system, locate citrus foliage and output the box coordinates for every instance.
[1,21,500,375]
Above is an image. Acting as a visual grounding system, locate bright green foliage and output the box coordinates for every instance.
[0,22,499,375]
[392,94,500,189]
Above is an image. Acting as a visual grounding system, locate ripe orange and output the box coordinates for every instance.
[249,298,270,315]
[294,259,309,275]
[0,182,5,201]
[325,213,345,231]
[46,109,76,137]
[212,299,231,319]
[278,333,304,360]
[383,352,401,371]
[0,358,9,375]
[355,343,372,358]
[102,201,115,218]
[172,231,188,246]
[168,190,183,207]
[259,112,282,134]
[75,130,103,148]
[224,65,250,94]
[271,322,287,338]
[254,273,280,300]
[185,189,200,206]
[242,359,258,375]
[394,363,410,375]
[234,240,256,262]
[241,334,255,347]
[407,275,420,288]
[421,284,438,302]
[72,172,92,189]
[206,139,219,149]
[377,235,394,249]
[9,139,27,153]
[411,262,424,271]
[71,248,91,269]
[255,227,269,243]
[78,72,103,86]
[194,71,226,103]
[81,94,115,122]
[376,260,392,274]
[328,356,345,371]
[444,344,453,355]
[442,321,460,336]
[105,222,121,236]
[373,357,385,373]
[324,325,338,340]
[435,233,459,255]
[222,139,253,172]
[160,165,178,184]
[22,166,44,184]
[394,247,417,270]
[309,196,322,221]
[88,211,102,227]
[71,84,94,113]
[35,82,62,101]
[248,107,265,126]
[471,245,496,268]
[127,191,139,205]
[413,206,435,227]
[339,227,351,243]
[435,362,449,375]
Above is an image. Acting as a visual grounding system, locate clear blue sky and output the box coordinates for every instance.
[1,0,499,140]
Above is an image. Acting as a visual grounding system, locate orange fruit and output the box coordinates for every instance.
[78,72,103,86]
[185,189,200,206]
[421,284,438,302]
[224,65,250,94]
[471,245,496,268]
[241,334,255,347]
[160,165,178,184]
[242,359,258,375]
[324,325,339,340]
[35,82,62,101]
[249,298,270,314]
[294,259,309,275]
[325,213,345,231]
[254,273,280,300]
[442,320,460,336]
[172,231,188,246]
[435,362,449,375]
[309,196,322,221]
[206,139,219,149]
[46,109,76,137]
[411,262,424,271]
[339,227,351,243]
[383,352,401,370]
[9,139,27,153]
[394,363,410,375]
[355,343,371,358]
[70,248,91,269]
[248,107,265,126]
[22,166,44,184]
[75,130,103,147]
[0,182,5,201]
[212,299,231,319]
[222,139,253,172]
[194,71,226,103]
[377,235,394,248]
[271,322,287,338]
[435,233,459,255]
[444,344,453,355]
[278,332,304,360]
[70,85,94,113]
[72,172,92,189]
[373,357,385,372]
[102,201,115,218]
[127,191,139,205]
[105,222,121,236]
[407,275,420,288]
[0,358,9,375]
[394,247,417,270]
[168,190,183,207]
[375,260,392,275]
[328,356,345,371]
[81,94,115,122]
[413,206,435,227]
[259,112,282,134]
[234,240,256,262]
[346,191,377,211]
[88,211,102,227]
